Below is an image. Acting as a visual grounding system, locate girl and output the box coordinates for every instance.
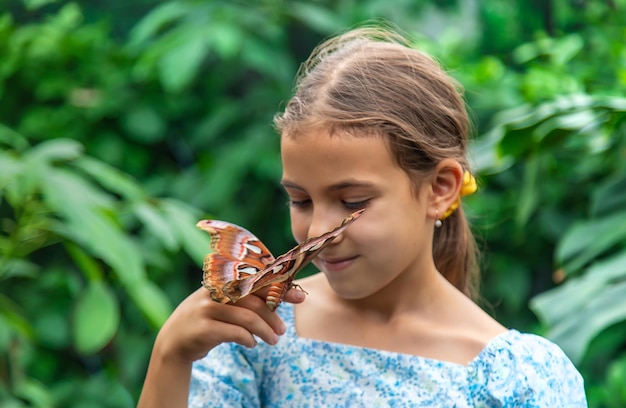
[138,27,587,407]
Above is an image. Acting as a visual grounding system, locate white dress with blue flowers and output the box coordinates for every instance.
[189,303,587,407]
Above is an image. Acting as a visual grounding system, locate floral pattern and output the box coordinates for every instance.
[190,303,587,407]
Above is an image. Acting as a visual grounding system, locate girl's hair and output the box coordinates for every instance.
[274,26,479,299]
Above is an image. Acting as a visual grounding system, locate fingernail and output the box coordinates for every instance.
[277,321,286,335]
[271,334,280,345]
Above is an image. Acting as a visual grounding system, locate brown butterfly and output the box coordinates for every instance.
[196,209,364,311]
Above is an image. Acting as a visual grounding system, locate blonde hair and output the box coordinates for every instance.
[274,27,479,299]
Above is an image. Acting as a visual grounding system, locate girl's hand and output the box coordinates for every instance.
[153,286,305,365]
[137,287,305,408]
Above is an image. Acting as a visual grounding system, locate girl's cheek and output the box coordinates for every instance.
[289,210,309,244]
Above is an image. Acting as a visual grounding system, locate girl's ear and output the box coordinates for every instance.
[427,159,463,220]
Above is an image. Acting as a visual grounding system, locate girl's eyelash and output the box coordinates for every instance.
[342,199,370,210]
[287,198,370,209]
[289,199,311,207]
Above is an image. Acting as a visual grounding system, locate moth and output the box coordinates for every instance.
[196,209,364,311]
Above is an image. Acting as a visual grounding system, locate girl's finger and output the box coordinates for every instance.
[208,298,281,345]
[283,287,307,304]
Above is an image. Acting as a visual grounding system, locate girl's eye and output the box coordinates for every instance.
[342,199,370,210]
[289,199,311,208]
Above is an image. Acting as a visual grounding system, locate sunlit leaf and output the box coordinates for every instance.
[73,282,120,354]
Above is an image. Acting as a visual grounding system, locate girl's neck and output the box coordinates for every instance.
[293,272,506,364]
[340,264,450,319]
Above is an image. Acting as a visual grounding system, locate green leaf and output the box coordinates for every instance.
[65,241,104,282]
[42,169,145,285]
[158,26,209,93]
[591,175,626,217]
[0,293,34,340]
[22,0,58,11]
[287,3,344,34]
[0,151,21,191]
[23,138,83,164]
[133,201,179,252]
[127,281,172,328]
[122,105,166,144]
[531,110,607,142]
[541,280,626,363]
[515,153,540,227]
[550,34,584,66]
[73,156,146,201]
[128,1,192,48]
[0,257,39,280]
[468,126,514,174]
[0,123,30,151]
[531,251,626,327]
[14,377,54,408]
[73,282,120,354]
[210,20,244,59]
[160,198,210,265]
[556,212,626,274]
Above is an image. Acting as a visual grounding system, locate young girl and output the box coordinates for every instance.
[138,27,587,407]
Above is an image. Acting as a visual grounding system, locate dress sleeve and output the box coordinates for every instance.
[188,342,261,408]
[472,333,587,407]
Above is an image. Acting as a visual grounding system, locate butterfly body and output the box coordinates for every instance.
[197,209,364,311]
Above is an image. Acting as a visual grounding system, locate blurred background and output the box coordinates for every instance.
[1,0,625,406]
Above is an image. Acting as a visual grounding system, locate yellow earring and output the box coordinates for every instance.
[440,171,477,220]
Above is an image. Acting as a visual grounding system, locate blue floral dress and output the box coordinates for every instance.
[189,303,587,407]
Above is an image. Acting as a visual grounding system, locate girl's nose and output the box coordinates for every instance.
[307,210,344,242]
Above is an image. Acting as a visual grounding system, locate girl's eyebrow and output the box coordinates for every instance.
[281,179,376,192]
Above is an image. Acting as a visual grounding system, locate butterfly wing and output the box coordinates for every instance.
[224,209,365,308]
[196,220,275,303]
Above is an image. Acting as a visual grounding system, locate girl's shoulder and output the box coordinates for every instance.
[466,328,587,405]
[476,328,579,374]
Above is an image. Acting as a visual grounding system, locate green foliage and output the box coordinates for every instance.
[1,0,625,406]
[0,131,209,405]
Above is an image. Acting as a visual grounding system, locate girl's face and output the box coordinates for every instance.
[281,130,438,302]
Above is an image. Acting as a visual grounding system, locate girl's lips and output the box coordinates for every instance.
[318,256,357,272]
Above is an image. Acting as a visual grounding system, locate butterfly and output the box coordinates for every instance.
[196,209,364,311]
